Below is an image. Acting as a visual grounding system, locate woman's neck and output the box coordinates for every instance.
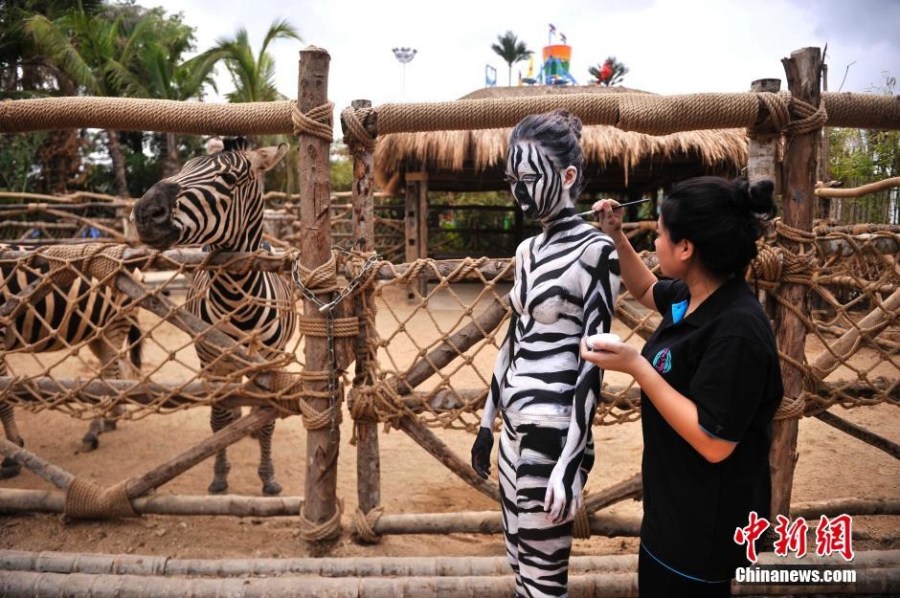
[684,268,727,316]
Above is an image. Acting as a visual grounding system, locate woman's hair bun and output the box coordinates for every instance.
[734,177,777,220]
[554,110,583,141]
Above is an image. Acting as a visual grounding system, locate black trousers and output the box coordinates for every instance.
[638,545,731,598]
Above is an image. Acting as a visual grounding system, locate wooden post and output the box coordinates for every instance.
[404,172,428,298]
[346,99,381,521]
[748,78,782,315]
[747,79,782,187]
[770,47,821,524]
[297,46,341,549]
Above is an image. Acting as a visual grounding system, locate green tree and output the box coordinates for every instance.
[589,56,628,87]
[25,1,160,195]
[195,19,301,103]
[491,31,531,86]
[827,73,899,223]
[192,19,302,193]
[107,8,217,176]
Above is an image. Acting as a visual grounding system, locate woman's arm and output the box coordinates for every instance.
[593,199,657,311]
[580,338,737,463]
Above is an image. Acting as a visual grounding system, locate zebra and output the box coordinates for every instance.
[130,144,296,496]
[471,111,621,597]
[0,251,142,478]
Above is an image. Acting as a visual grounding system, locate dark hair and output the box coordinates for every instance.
[509,110,586,198]
[660,176,777,278]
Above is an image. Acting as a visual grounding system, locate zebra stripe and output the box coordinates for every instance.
[131,145,296,496]
[0,250,142,477]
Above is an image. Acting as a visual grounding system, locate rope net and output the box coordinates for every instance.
[0,221,895,431]
[0,220,897,428]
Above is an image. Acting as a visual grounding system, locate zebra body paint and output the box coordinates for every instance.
[480,138,621,597]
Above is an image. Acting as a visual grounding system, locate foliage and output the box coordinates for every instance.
[192,19,301,103]
[491,31,531,86]
[0,132,48,192]
[589,56,628,86]
[826,73,898,224]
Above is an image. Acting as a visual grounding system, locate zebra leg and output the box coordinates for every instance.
[0,402,24,479]
[0,357,24,478]
[81,327,137,451]
[250,406,282,496]
[208,404,241,494]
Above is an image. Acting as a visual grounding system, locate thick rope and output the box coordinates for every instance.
[294,254,339,295]
[786,97,828,136]
[291,102,334,142]
[351,506,384,544]
[297,499,343,543]
[341,106,376,152]
[297,316,359,338]
[64,478,136,519]
[751,92,791,137]
[3,93,897,136]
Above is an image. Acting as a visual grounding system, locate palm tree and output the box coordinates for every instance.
[25,2,158,195]
[589,56,629,87]
[108,9,218,176]
[195,19,301,104]
[491,31,531,86]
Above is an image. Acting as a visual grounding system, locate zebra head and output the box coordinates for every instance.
[131,145,287,251]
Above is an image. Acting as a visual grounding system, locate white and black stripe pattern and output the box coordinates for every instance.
[0,253,142,477]
[131,145,296,496]
[481,135,621,596]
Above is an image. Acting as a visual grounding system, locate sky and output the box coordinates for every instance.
[149,0,899,137]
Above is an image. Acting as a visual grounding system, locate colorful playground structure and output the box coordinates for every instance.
[489,23,578,87]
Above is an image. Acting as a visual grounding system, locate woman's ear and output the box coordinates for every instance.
[561,166,578,190]
[677,238,694,263]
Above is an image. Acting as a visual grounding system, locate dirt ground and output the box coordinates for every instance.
[1,283,897,563]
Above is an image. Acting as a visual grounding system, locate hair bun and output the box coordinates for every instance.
[554,110,583,142]
[733,177,776,220]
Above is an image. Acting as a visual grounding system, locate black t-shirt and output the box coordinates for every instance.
[640,276,783,581]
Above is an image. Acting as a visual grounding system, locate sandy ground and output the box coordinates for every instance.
[0,283,897,563]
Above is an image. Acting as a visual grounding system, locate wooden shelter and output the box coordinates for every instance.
[374,85,750,266]
[374,85,750,197]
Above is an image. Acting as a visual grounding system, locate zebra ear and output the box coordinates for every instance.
[252,144,289,172]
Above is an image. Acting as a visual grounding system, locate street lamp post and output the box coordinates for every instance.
[392,47,417,99]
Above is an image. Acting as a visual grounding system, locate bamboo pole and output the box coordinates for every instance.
[0,557,896,596]
[2,549,898,578]
[347,98,382,527]
[0,550,640,577]
[0,489,302,517]
[297,45,342,550]
[815,177,900,198]
[770,47,822,523]
[0,571,639,597]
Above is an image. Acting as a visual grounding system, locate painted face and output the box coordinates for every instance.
[505,141,566,221]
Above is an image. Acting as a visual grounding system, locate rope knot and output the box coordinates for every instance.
[786,97,828,136]
[291,102,334,142]
[341,106,377,152]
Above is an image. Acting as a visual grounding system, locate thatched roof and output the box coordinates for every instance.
[374,85,749,195]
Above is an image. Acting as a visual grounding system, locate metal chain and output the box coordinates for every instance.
[291,248,380,431]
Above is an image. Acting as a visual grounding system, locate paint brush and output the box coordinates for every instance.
[577,197,651,218]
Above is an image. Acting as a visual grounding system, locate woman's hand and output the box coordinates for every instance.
[470,427,494,479]
[592,198,627,245]
[544,465,583,523]
[580,336,642,375]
